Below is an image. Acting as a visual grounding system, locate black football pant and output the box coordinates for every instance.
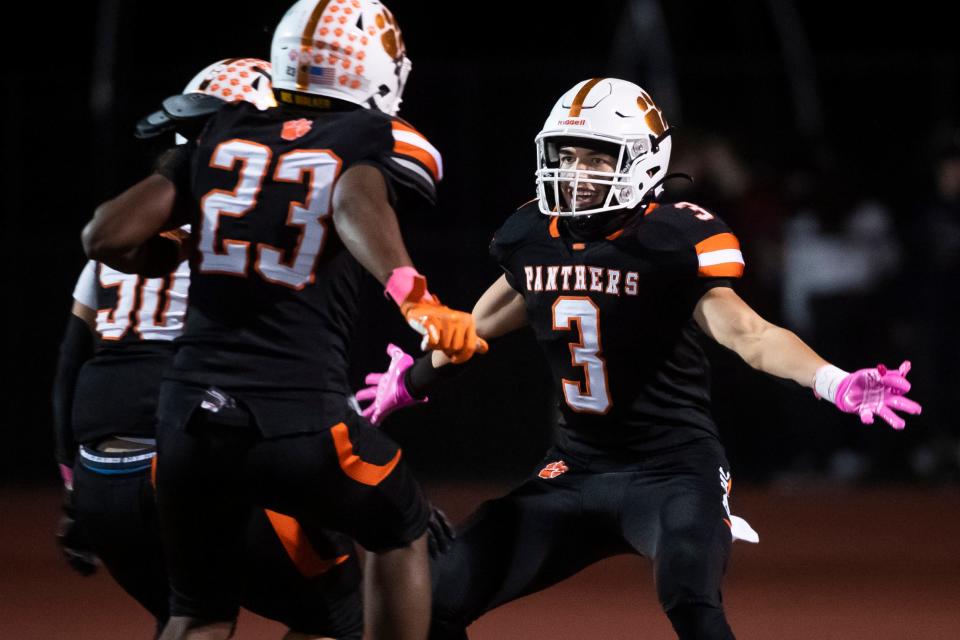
[430,440,735,640]
[74,444,364,638]
[156,383,430,624]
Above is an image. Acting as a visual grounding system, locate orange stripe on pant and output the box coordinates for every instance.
[264,510,349,578]
[331,422,401,486]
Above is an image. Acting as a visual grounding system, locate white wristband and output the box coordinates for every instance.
[813,364,848,404]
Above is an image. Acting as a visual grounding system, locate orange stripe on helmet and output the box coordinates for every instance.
[393,140,441,182]
[331,422,401,486]
[264,509,350,578]
[569,78,603,117]
[695,232,740,255]
[296,0,335,90]
[698,263,745,278]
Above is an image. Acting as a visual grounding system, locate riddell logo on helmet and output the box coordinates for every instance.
[558,118,587,126]
[538,460,569,479]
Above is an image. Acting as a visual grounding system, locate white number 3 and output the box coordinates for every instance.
[551,297,611,414]
[676,201,714,221]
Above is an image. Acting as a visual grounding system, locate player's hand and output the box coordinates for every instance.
[427,504,455,557]
[833,361,922,430]
[401,299,489,363]
[57,491,99,576]
[385,266,488,363]
[356,344,427,425]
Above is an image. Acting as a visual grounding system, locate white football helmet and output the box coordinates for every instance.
[271,0,411,115]
[535,78,672,216]
[183,58,276,110]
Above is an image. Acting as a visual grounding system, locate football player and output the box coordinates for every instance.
[81,2,484,639]
[356,78,922,640]
[54,59,364,639]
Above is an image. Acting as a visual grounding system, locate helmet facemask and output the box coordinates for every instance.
[536,132,669,217]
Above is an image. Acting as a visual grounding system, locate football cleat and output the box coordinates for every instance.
[271,0,411,115]
[535,78,672,217]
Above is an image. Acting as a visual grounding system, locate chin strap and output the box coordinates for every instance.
[655,172,694,189]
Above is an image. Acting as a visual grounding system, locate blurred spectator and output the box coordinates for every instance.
[903,142,960,481]
[782,198,900,337]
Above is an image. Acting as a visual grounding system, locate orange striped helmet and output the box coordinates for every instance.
[271,0,411,115]
[536,78,672,217]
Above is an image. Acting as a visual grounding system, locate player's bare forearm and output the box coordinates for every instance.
[694,286,827,388]
[332,164,413,284]
[430,275,527,368]
[83,174,184,274]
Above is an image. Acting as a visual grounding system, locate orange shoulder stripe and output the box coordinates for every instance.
[392,140,441,182]
[695,232,740,254]
[698,263,744,278]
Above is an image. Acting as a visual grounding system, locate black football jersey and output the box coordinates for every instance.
[70,259,189,444]
[491,201,744,457]
[169,102,441,435]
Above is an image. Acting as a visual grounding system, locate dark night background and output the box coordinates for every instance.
[4,0,959,487]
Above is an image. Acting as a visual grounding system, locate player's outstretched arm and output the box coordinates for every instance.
[82,170,189,276]
[694,286,921,430]
[356,275,527,424]
[333,164,486,363]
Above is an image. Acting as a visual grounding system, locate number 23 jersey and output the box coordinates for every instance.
[171,102,441,419]
[491,201,745,457]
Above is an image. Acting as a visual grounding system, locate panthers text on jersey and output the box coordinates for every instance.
[170,101,441,435]
[70,259,189,444]
[490,200,744,457]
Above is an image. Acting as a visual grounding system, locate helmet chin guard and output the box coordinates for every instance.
[535,78,672,217]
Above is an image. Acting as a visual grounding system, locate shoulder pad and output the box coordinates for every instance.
[376,116,443,205]
[647,202,744,278]
[135,93,225,140]
[162,93,225,120]
[491,201,544,257]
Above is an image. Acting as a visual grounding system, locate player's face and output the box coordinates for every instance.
[557,146,618,211]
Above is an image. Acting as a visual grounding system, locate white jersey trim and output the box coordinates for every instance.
[72,260,98,309]
[697,249,744,268]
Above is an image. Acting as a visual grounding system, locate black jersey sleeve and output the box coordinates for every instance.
[373,117,443,205]
[489,201,543,290]
[651,201,745,284]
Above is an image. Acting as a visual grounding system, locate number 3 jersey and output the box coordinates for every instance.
[169,102,441,434]
[490,201,745,457]
[71,259,189,444]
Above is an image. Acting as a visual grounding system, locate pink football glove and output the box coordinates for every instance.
[814,361,922,430]
[356,343,427,425]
